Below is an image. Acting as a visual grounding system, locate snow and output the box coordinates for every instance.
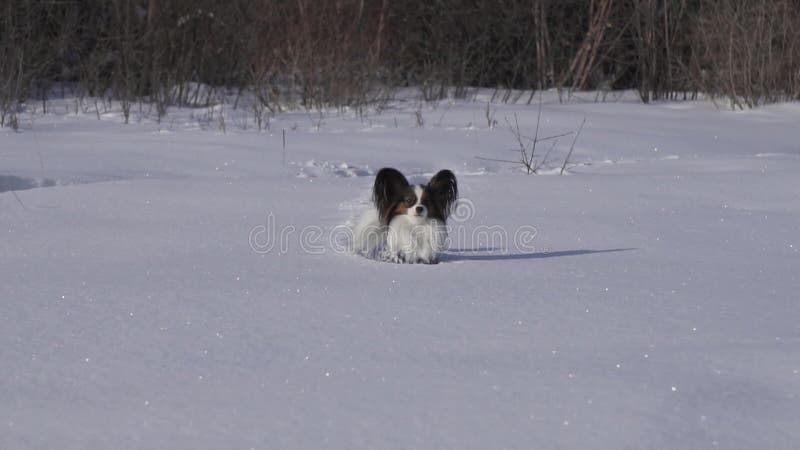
[2,91,799,449]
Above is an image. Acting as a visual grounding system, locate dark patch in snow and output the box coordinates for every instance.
[0,175,56,193]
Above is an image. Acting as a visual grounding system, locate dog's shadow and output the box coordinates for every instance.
[441,247,635,262]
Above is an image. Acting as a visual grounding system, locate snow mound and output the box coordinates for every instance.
[295,159,374,178]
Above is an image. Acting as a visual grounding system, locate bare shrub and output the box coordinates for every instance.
[691,0,800,108]
[0,0,66,128]
[477,101,585,176]
[1,0,799,124]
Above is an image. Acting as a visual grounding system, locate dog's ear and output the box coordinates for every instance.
[373,168,410,225]
[428,169,458,220]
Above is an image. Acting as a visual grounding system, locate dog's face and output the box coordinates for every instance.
[373,168,458,225]
[391,185,428,220]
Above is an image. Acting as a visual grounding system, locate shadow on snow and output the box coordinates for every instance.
[441,248,636,262]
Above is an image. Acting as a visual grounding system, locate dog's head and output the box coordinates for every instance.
[372,168,458,225]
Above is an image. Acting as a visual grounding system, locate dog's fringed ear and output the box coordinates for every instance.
[428,169,458,220]
[373,168,410,225]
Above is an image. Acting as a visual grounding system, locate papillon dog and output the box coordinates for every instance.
[353,168,458,264]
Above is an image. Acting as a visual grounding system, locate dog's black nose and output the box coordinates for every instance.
[415,206,424,214]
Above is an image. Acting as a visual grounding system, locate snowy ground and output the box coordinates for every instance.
[2,91,799,450]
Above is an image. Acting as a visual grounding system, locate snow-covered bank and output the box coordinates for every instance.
[2,94,799,449]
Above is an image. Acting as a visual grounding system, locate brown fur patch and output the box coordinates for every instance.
[393,202,410,216]
[385,190,417,223]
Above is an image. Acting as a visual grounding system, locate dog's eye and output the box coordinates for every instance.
[404,197,415,206]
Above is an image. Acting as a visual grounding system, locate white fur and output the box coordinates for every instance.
[406,186,428,219]
[385,215,447,264]
[352,206,447,264]
[352,208,385,259]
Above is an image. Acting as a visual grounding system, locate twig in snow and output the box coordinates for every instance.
[282,128,286,167]
[11,191,27,210]
[560,118,586,175]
